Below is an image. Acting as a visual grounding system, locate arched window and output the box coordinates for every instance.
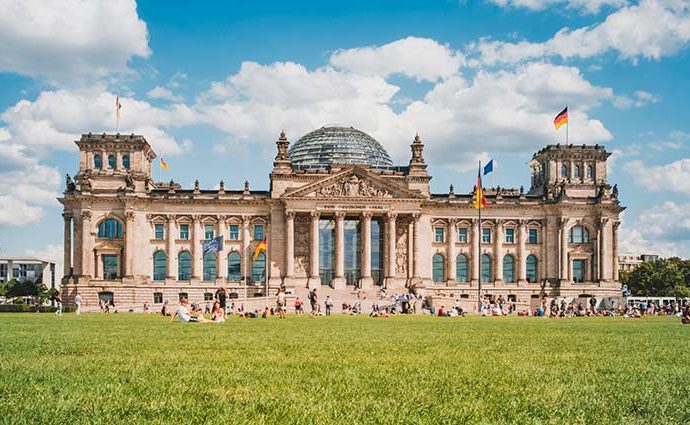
[108,154,116,169]
[122,155,130,169]
[586,164,593,179]
[569,225,590,244]
[503,255,515,283]
[152,250,167,281]
[94,154,102,169]
[574,165,581,177]
[228,251,241,282]
[526,255,538,283]
[481,254,492,283]
[561,164,568,177]
[203,251,217,281]
[97,218,123,239]
[456,254,468,283]
[432,254,445,283]
[252,252,266,283]
[178,251,191,281]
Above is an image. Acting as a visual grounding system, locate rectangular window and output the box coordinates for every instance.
[154,224,164,240]
[458,228,468,243]
[229,224,239,240]
[205,225,214,240]
[179,224,189,240]
[505,228,514,244]
[254,224,264,241]
[573,259,586,283]
[482,228,491,243]
[103,255,118,280]
[528,229,538,244]
[153,292,163,304]
[434,227,445,243]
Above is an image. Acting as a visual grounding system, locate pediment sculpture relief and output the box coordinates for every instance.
[315,175,390,198]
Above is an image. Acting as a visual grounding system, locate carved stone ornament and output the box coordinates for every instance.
[316,174,390,198]
[125,211,136,221]
[80,210,92,220]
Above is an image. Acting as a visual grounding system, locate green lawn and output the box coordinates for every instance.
[0,314,688,424]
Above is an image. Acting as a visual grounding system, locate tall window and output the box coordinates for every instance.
[482,228,491,243]
[432,254,445,283]
[152,250,166,281]
[344,219,360,285]
[587,165,593,179]
[229,224,239,240]
[503,255,515,283]
[456,254,468,283]
[108,154,116,169]
[371,219,383,286]
[481,254,492,283]
[154,224,164,240]
[203,252,216,281]
[561,164,568,177]
[254,224,264,241]
[94,154,102,169]
[569,225,590,244]
[528,229,538,244]
[228,252,241,281]
[103,255,118,280]
[526,255,538,283]
[574,165,581,177]
[178,251,192,281]
[319,219,335,285]
[573,259,586,282]
[204,225,215,240]
[458,228,468,243]
[434,227,444,243]
[179,224,189,240]
[252,252,266,283]
[98,219,123,239]
[122,155,130,169]
[505,228,515,243]
[153,292,163,304]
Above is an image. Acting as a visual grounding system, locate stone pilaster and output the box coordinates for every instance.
[217,217,227,282]
[360,212,373,290]
[494,219,504,283]
[242,215,251,284]
[333,212,346,289]
[517,220,527,285]
[193,216,203,281]
[447,219,457,283]
[285,211,295,278]
[612,220,620,282]
[599,217,610,282]
[63,213,72,278]
[385,212,397,286]
[560,218,570,282]
[471,218,480,285]
[166,216,176,279]
[308,212,321,288]
[412,213,421,279]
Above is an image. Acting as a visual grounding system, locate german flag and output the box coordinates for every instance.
[554,107,568,130]
[474,166,487,209]
[253,238,267,260]
[160,157,169,170]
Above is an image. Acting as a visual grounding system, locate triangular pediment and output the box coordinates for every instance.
[283,166,425,200]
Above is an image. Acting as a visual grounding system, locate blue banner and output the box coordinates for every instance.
[483,159,494,175]
[202,235,223,254]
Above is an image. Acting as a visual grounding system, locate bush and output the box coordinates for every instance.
[0,304,57,313]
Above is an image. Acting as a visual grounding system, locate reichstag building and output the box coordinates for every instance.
[59,126,624,308]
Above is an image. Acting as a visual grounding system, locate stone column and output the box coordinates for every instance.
[518,220,527,285]
[560,218,569,281]
[124,211,135,278]
[308,212,321,288]
[600,218,610,282]
[447,219,457,283]
[612,221,620,282]
[193,216,203,281]
[242,215,251,284]
[471,218,480,285]
[285,211,295,278]
[360,212,373,290]
[412,213,421,279]
[166,216,176,279]
[63,213,72,278]
[80,211,94,278]
[494,220,504,283]
[333,212,346,289]
[217,218,227,282]
[385,212,397,285]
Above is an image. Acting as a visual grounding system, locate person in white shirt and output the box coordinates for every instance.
[75,293,82,315]
[171,298,209,323]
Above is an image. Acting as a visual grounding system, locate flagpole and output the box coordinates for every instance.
[477,160,482,313]
[566,105,569,144]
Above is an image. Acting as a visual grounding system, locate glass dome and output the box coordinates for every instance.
[289,126,393,169]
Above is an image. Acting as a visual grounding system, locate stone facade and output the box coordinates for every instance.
[59,130,624,310]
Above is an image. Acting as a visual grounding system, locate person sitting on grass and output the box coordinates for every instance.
[681,306,690,324]
[211,301,225,323]
[171,298,209,323]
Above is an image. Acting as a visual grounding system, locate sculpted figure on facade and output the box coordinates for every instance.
[316,174,390,198]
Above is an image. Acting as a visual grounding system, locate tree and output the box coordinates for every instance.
[621,258,690,297]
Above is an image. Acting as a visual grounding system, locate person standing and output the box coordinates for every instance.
[53,290,62,316]
[276,287,287,319]
[215,287,228,318]
[308,288,318,317]
[324,296,333,316]
[74,292,82,315]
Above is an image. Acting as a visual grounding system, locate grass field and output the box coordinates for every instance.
[1,314,689,424]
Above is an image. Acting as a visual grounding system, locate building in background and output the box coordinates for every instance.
[0,257,56,289]
[618,254,659,273]
[59,127,625,309]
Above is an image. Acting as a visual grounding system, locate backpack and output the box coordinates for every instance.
[308,291,314,301]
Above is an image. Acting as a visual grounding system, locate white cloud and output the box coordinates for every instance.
[25,243,64,282]
[0,0,150,83]
[612,90,661,109]
[0,164,61,227]
[475,0,690,65]
[628,157,690,195]
[489,0,628,14]
[619,204,690,257]
[329,36,464,82]
[147,86,182,102]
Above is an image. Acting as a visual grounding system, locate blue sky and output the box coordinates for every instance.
[1,0,690,272]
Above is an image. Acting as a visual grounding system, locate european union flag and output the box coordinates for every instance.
[483,159,494,176]
[202,236,223,254]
